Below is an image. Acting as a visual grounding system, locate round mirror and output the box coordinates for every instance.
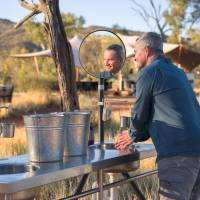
[79,30,126,79]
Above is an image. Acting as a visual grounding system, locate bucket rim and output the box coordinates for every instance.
[64,112,91,115]
[23,113,65,118]
[25,126,64,130]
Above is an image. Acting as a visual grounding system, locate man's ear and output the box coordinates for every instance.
[144,47,149,55]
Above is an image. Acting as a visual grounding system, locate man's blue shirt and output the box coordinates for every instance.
[129,54,200,160]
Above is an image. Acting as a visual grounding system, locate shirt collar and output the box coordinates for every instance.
[152,53,165,63]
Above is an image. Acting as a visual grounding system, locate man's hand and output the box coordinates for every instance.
[115,130,134,151]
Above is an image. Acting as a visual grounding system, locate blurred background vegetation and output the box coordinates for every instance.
[0,10,142,92]
[0,0,200,92]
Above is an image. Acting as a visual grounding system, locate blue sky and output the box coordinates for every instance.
[0,0,168,32]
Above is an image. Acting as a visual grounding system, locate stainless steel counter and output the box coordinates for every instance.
[0,143,156,195]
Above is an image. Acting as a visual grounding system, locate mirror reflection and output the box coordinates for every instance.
[103,44,124,74]
[79,30,126,78]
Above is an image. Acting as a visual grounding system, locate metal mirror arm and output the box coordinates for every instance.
[98,76,105,144]
[98,72,114,144]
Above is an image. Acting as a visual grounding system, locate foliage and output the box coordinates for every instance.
[61,12,85,38]
[24,19,49,50]
[187,28,200,51]
[23,12,85,49]
[130,0,200,49]
[0,47,58,91]
[163,0,190,43]
[187,0,200,27]
[0,12,86,92]
[164,0,200,43]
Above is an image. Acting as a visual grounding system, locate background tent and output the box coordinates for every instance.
[164,44,200,71]
[12,35,82,68]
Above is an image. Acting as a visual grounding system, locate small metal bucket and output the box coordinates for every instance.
[120,116,130,129]
[64,111,91,156]
[24,113,65,162]
[0,122,15,138]
[0,84,14,103]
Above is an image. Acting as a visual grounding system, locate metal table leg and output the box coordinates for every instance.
[97,169,104,200]
[4,195,12,200]
[74,173,89,200]
[122,172,146,200]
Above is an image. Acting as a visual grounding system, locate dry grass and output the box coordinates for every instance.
[0,127,27,157]
[11,90,61,116]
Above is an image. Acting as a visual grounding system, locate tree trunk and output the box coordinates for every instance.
[43,0,79,111]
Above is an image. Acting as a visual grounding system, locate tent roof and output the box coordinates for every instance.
[13,49,51,58]
[12,35,83,67]
[165,44,200,70]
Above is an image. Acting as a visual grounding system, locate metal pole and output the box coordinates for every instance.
[108,173,118,200]
[98,77,104,144]
[97,169,104,200]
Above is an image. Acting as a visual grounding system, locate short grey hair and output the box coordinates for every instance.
[106,44,124,60]
[136,32,163,52]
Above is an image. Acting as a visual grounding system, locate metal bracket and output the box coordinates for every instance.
[98,85,105,90]
[98,102,104,106]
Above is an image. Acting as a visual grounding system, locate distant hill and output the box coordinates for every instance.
[0,18,142,53]
[82,25,144,36]
[0,18,39,53]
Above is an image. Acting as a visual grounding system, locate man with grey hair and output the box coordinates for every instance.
[103,44,124,74]
[115,32,200,199]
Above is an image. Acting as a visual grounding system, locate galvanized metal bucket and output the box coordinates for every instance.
[24,113,65,162]
[64,111,91,156]
[0,84,14,103]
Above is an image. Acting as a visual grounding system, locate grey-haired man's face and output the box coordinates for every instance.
[104,50,123,74]
[133,42,148,69]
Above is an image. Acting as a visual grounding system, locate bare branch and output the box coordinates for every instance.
[131,0,151,18]
[162,22,168,30]
[14,10,40,28]
[130,0,152,30]
[150,0,159,21]
[16,0,45,28]
[130,0,167,39]
[18,0,38,11]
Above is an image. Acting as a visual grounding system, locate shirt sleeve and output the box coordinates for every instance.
[128,70,153,142]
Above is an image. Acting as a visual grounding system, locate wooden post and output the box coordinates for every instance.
[33,56,40,75]
[16,0,80,111]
